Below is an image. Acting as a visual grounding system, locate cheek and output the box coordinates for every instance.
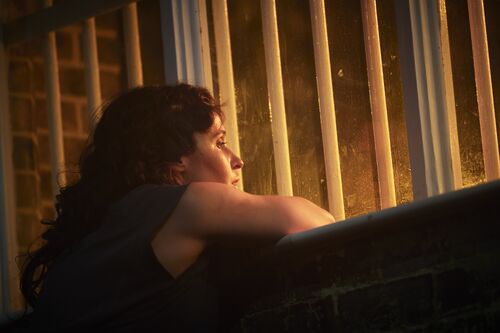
[207,152,233,179]
[193,151,227,175]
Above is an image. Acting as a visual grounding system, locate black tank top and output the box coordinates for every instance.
[26,184,220,332]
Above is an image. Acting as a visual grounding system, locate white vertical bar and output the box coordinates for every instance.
[467,0,500,181]
[183,0,212,87]
[197,0,213,92]
[212,0,243,190]
[160,0,210,87]
[122,3,143,88]
[395,0,458,199]
[171,0,188,82]
[44,0,66,194]
[309,0,344,220]
[414,0,455,195]
[82,17,102,124]
[0,23,20,314]
[360,0,396,209]
[438,0,462,189]
[260,0,293,196]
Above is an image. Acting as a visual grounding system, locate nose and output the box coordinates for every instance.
[231,152,244,170]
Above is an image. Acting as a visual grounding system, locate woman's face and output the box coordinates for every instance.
[181,115,243,186]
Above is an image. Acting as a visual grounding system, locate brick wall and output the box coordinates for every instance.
[224,181,500,332]
[3,1,126,255]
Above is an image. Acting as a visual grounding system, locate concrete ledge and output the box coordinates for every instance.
[276,179,500,252]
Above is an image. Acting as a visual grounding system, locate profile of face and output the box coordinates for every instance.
[173,115,243,186]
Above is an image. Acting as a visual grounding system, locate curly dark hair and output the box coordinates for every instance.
[20,84,223,308]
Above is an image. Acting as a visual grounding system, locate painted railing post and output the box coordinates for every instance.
[394,0,462,199]
[467,0,500,181]
[260,0,293,196]
[309,0,345,219]
[361,0,397,209]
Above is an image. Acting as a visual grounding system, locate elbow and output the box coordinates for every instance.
[285,197,333,234]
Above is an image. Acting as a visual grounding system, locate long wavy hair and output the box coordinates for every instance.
[20,84,223,308]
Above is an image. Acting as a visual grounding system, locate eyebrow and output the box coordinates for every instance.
[212,129,226,138]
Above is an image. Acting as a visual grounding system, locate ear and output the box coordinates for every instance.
[170,156,188,185]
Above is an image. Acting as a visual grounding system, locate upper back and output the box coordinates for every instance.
[26,184,219,332]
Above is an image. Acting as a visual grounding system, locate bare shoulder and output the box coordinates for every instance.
[151,182,251,277]
[179,182,253,213]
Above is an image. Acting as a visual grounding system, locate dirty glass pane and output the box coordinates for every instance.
[484,0,500,161]
[227,0,277,195]
[446,0,486,187]
[376,0,413,204]
[325,0,379,217]
[276,0,328,210]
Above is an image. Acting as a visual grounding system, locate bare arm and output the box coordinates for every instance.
[174,182,333,240]
[152,182,334,277]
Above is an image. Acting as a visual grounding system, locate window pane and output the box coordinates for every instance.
[326,0,379,216]
[446,0,486,187]
[376,0,413,204]
[276,0,328,210]
[227,0,277,195]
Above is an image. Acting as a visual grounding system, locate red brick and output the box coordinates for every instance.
[7,37,43,58]
[39,170,53,201]
[100,70,123,100]
[35,98,48,130]
[15,173,38,209]
[59,66,85,96]
[9,60,31,93]
[33,61,45,93]
[80,102,91,134]
[10,96,35,131]
[13,136,36,170]
[63,137,86,167]
[61,101,79,133]
[435,269,478,314]
[36,134,51,167]
[95,35,123,65]
[336,275,433,330]
[16,212,40,250]
[56,31,75,61]
[2,0,40,20]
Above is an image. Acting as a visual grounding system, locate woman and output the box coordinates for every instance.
[17,84,333,332]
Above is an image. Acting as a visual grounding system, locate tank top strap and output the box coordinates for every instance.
[102,183,189,240]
